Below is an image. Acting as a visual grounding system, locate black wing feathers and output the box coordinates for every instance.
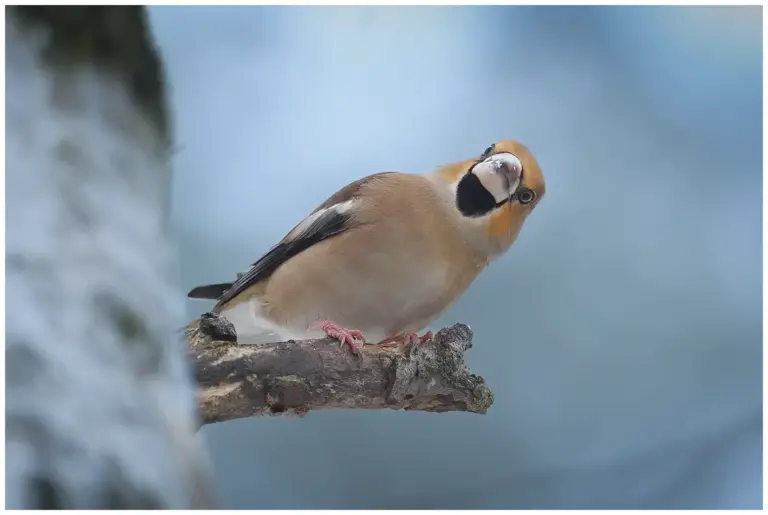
[187,282,234,299]
[212,207,353,308]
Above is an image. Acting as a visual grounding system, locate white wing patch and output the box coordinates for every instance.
[285,199,358,243]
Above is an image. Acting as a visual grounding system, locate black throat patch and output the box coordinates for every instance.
[456,172,508,217]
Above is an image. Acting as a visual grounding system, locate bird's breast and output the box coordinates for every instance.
[261,226,481,340]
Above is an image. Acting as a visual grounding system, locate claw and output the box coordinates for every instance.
[415,330,433,344]
[379,330,433,347]
[312,320,365,356]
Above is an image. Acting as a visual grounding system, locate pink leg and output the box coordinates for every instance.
[407,330,433,345]
[312,320,366,355]
[379,330,433,346]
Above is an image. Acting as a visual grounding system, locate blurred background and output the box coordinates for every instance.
[149,5,762,509]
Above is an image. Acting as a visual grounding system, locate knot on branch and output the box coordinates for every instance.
[262,375,310,416]
[198,312,236,342]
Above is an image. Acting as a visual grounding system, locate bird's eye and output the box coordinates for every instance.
[517,188,535,205]
[481,144,495,159]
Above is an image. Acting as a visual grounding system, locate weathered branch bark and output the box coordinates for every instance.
[188,313,495,425]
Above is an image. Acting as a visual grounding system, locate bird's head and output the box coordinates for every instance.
[435,139,546,257]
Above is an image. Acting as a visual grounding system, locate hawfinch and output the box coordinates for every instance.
[188,140,545,354]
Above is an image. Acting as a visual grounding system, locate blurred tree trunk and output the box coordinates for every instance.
[5,6,212,509]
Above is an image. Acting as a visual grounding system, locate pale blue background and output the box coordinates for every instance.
[150,6,762,509]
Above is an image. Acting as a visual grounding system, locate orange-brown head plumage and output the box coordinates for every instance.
[433,139,546,258]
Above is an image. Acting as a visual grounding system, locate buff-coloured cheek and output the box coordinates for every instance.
[486,205,523,239]
[438,160,474,183]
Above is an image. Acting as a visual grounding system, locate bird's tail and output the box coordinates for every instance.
[187,282,232,300]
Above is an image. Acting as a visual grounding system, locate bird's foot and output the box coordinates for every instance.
[404,330,433,345]
[312,320,365,356]
[378,331,433,346]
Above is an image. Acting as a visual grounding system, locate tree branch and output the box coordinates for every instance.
[187,313,495,425]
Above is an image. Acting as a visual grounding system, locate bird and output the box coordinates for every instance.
[187,139,545,354]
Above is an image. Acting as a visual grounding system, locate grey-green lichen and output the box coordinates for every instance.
[428,324,495,413]
[10,6,170,141]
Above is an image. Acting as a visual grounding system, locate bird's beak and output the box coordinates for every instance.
[484,153,522,196]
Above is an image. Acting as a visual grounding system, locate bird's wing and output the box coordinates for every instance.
[213,172,395,309]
